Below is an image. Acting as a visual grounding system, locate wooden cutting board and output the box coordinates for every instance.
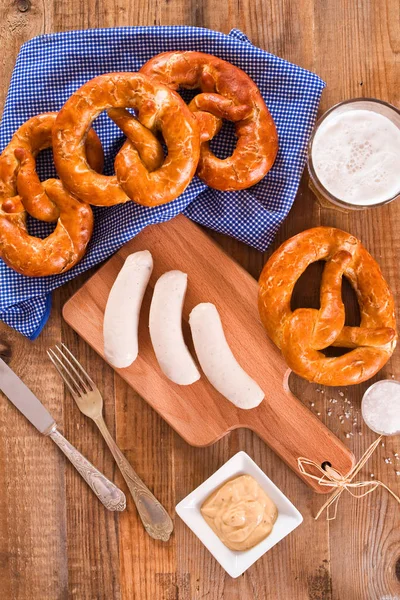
[63,214,355,493]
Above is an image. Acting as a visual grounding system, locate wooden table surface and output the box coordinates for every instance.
[0,1,399,599]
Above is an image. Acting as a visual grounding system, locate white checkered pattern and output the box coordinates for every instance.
[0,27,325,339]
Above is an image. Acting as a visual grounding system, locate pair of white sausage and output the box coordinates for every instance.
[152,286,264,409]
[103,251,264,409]
[103,258,199,383]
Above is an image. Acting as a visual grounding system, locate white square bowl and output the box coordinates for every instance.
[175,451,303,578]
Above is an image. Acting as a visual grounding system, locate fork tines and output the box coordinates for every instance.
[47,344,95,399]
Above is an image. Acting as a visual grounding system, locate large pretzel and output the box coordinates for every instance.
[140,51,278,191]
[52,73,200,207]
[258,227,397,386]
[0,113,102,277]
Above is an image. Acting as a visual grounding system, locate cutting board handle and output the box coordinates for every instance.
[243,369,355,493]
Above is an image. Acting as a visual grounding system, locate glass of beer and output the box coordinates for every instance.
[307,98,400,210]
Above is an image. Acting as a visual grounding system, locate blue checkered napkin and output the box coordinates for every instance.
[0,27,325,339]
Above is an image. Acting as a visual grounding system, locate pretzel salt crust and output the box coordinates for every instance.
[258,227,397,386]
[141,51,278,191]
[0,113,102,277]
[53,73,200,207]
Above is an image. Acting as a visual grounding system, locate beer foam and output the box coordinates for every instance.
[312,109,400,205]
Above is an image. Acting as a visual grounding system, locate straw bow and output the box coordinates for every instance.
[298,436,400,520]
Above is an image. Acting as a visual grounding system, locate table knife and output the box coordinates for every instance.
[0,357,126,512]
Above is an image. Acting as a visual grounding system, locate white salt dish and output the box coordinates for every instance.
[175,451,303,578]
[361,380,400,436]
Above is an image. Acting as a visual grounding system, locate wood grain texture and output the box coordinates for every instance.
[63,214,355,491]
[0,0,399,599]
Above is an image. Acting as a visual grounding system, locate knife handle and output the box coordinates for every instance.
[49,428,126,512]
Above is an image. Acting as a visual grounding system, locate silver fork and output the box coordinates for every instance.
[48,343,173,542]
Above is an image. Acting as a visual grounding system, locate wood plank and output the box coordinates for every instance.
[0,0,399,598]
[116,378,177,600]
[312,0,400,598]
[0,1,44,117]
[0,4,69,600]
[59,276,122,600]
[0,305,68,599]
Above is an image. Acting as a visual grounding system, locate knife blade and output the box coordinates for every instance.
[0,358,56,434]
[0,357,126,511]
[0,357,55,434]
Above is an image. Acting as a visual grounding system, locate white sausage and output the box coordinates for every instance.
[189,303,264,409]
[103,250,153,368]
[149,270,200,385]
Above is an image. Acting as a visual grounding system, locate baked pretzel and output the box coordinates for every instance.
[258,227,397,386]
[107,108,164,172]
[0,113,101,277]
[140,51,278,190]
[52,73,200,207]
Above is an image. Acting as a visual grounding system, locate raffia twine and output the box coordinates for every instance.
[298,436,400,520]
